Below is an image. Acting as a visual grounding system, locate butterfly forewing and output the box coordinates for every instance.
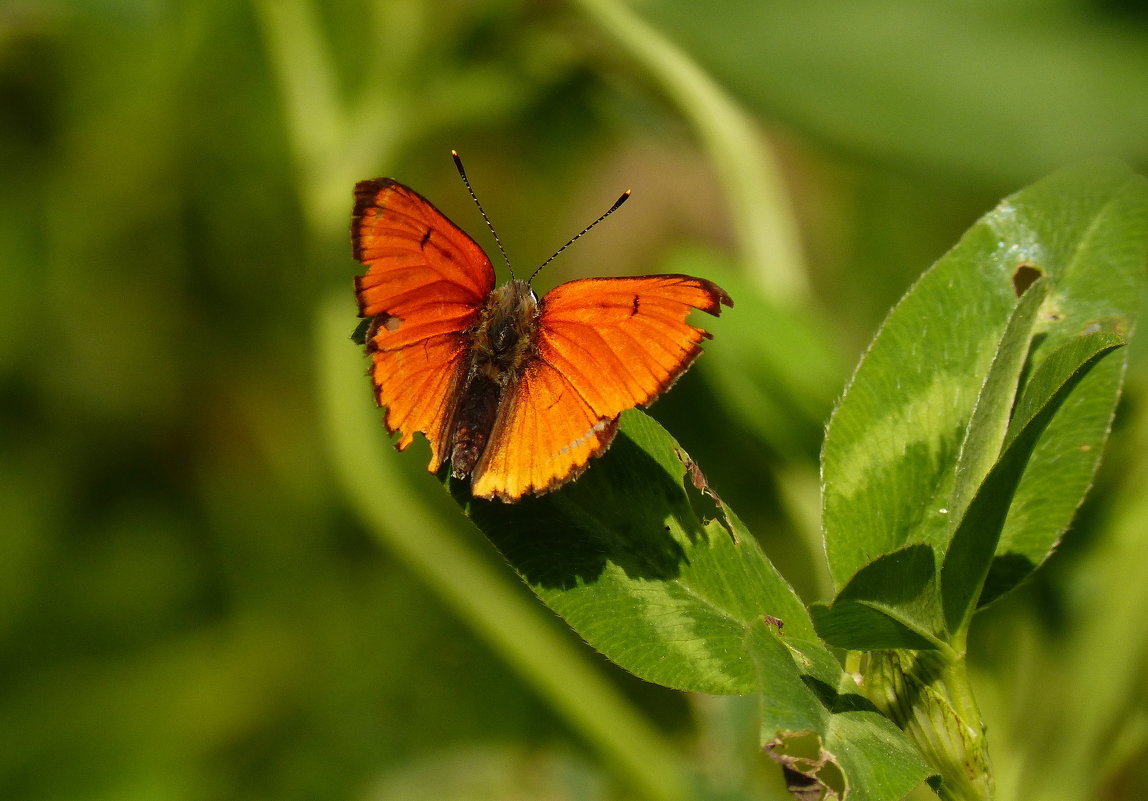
[536,275,731,415]
[352,179,496,471]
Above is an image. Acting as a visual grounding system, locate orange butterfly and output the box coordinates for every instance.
[351,154,732,502]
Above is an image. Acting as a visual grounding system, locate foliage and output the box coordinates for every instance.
[4,1,1148,800]
[446,164,1148,799]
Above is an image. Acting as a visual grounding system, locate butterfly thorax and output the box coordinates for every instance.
[449,279,540,480]
[471,279,539,377]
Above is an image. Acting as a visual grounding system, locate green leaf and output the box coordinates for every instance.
[457,409,816,695]
[815,278,1053,653]
[754,621,934,800]
[811,544,942,652]
[822,211,1022,587]
[822,163,1148,605]
[820,712,935,801]
[979,165,1148,604]
[456,411,931,798]
[941,332,1125,635]
[349,316,372,346]
[946,278,1049,525]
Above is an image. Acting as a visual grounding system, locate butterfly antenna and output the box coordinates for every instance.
[527,189,631,284]
[452,150,515,278]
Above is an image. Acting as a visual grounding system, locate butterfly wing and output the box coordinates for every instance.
[470,274,732,500]
[352,178,495,471]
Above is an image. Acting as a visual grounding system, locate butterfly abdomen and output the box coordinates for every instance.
[449,372,501,478]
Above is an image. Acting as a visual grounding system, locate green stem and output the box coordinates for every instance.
[571,0,809,303]
[251,0,345,232]
[253,0,411,236]
[864,650,994,801]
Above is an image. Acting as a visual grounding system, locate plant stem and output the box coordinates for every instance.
[571,0,809,304]
[863,650,994,801]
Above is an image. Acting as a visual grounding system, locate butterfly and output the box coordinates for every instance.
[351,154,732,502]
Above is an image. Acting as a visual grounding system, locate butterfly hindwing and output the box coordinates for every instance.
[352,179,496,471]
[470,358,621,501]
[469,274,732,500]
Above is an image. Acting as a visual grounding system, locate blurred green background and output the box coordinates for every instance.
[3,0,1148,799]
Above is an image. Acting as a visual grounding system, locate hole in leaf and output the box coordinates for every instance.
[765,731,845,799]
[674,447,738,543]
[1011,263,1043,296]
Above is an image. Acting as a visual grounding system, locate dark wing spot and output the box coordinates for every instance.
[630,294,640,317]
[421,228,455,262]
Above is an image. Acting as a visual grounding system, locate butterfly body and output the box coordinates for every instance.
[450,279,539,480]
[352,175,731,502]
